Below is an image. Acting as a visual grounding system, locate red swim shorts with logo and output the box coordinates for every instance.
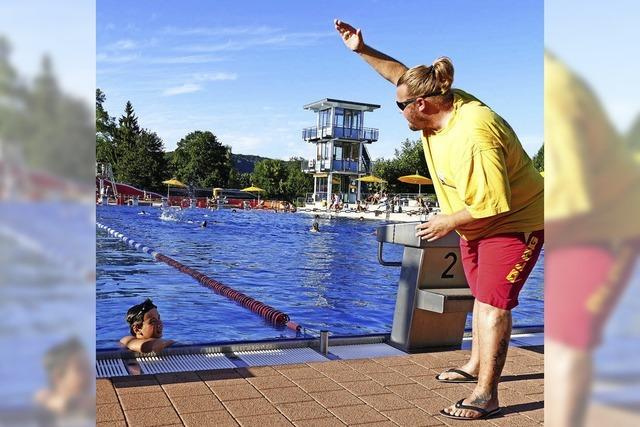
[459,230,544,310]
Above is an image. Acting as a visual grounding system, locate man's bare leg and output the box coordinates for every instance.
[443,300,510,418]
[438,300,480,380]
[546,339,592,427]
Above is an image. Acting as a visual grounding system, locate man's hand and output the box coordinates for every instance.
[415,214,456,242]
[334,19,363,52]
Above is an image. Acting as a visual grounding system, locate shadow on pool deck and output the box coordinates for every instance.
[97,345,544,426]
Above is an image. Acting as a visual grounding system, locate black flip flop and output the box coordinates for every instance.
[439,399,502,421]
[435,368,478,383]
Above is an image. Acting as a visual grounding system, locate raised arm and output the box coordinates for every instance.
[334,19,408,85]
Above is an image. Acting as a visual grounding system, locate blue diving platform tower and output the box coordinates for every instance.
[301,98,380,206]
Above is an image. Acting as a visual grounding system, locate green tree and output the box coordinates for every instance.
[96,88,117,166]
[372,139,430,193]
[113,101,142,184]
[171,130,231,188]
[532,144,544,172]
[251,159,288,198]
[283,157,313,202]
[228,169,252,189]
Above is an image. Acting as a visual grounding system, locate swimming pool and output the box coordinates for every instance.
[96,206,543,350]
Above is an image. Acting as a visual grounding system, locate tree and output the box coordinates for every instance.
[532,144,544,172]
[372,139,430,193]
[96,88,117,166]
[283,157,313,202]
[228,168,252,189]
[112,101,142,184]
[171,130,231,188]
[251,159,288,198]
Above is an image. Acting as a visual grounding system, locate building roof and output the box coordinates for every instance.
[303,98,381,112]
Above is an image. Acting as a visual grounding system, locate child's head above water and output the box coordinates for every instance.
[126,298,163,339]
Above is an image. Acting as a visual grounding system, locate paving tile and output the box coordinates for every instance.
[247,373,298,390]
[280,367,327,380]
[198,368,243,382]
[309,389,364,408]
[124,406,181,427]
[277,400,333,421]
[359,393,416,411]
[328,404,389,425]
[162,380,212,397]
[383,407,443,426]
[274,363,312,370]
[169,393,223,414]
[112,376,163,395]
[237,413,294,427]
[96,403,125,423]
[97,421,127,427]
[413,396,458,415]
[294,377,344,393]
[180,409,238,427]
[97,379,119,404]
[212,383,262,401]
[236,366,280,377]
[410,354,453,369]
[293,417,346,427]
[386,382,438,401]
[390,362,435,378]
[367,371,416,386]
[489,414,539,426]
[340,380,389,396]
[323,369,372,383]
[308,360,356,372]
[223,397,279,418]
[119,391,172,411]
[344,360,396,374]
[431,386,468,403]
[374,356,416,367]
[155,371,201,384]
[259,386,313,404]
[412,373,460,390]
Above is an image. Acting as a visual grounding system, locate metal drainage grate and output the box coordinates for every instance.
[137,353,236,374]
[96,359,129,378]
[235,348,329,366]
[328,343,407,360]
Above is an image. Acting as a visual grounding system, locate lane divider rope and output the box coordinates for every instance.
[97,222,300,331]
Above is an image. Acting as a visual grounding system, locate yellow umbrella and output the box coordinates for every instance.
[398,173,432,195]
[162,178,187,198]
[241,186,265,192]
[356,175,387,184]
[539,171,545,177]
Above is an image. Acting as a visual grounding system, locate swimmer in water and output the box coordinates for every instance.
[120,299,175,353]
[310,222,320,233]
[200,220,207,228]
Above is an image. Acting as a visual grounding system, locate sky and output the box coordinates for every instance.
[97,0,543,160]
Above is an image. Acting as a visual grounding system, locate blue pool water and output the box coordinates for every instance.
[96,206,543,350]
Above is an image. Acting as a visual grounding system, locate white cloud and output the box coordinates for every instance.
[162,25,280,37]
[163,83,202,96]
[109,39,137,50]
[193,72,237,81]
[150,55,226,64]
[96,52,139,63]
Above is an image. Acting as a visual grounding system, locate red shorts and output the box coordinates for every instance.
[545,242,639,350]
[460,230,544,310]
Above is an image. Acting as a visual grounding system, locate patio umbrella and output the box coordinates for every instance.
[241,186,265,193]
[356,175,387,184]
[162,178,186,198]
[398,173,432,195]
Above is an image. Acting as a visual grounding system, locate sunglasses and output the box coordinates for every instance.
[396,94,434,111]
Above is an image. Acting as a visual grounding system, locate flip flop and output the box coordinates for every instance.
[435,368,478,383]
[439,399,502,420]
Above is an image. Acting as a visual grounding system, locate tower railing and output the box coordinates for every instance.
[302,126,379,142]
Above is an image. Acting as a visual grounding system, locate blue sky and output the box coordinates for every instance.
[97,0,543,160]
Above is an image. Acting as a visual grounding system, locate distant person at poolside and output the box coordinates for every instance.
[120,299,175,353]
[356,200,366,212]
[336,19,543,420]
[34,337,94,419]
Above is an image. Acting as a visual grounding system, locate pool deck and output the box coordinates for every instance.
[97,345,543,426]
